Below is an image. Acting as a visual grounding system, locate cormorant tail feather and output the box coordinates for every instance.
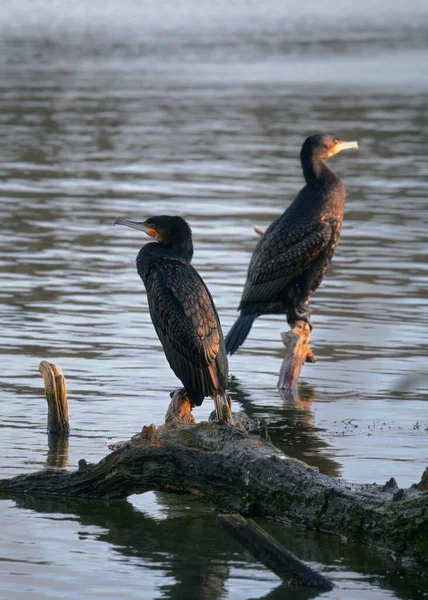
[225,313,256,355]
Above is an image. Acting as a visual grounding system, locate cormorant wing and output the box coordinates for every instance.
[239,221,333,307]
[145,259,224,395]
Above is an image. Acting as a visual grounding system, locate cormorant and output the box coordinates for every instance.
[226,133,358,355]
[114,215,231,422]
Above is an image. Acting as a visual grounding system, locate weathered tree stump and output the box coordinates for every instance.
[39,360,69,435]
[38,361,70,468]
[278,320,316,391]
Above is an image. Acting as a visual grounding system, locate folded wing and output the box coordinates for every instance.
[240,220,333,307]
[145,259,226,398]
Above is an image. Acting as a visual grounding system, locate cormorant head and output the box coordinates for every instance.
[140,215,192,247]
[114,215,194,262]
[302,134,358,163]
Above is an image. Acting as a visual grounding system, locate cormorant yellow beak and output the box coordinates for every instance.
[114,218,158,238]
[329,140,359,157]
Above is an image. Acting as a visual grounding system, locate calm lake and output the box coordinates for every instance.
[0,1,428,598]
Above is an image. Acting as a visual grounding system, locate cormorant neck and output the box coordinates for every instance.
[170,237,193,264]
[136,239,193,282]
[301,153,335,185]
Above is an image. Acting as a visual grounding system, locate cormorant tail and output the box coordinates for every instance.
[213,394,233,425]
[225,313,256,355]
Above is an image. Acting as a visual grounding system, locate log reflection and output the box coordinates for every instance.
[10,493,427,600]
[228,377,342,477]
[45,434,69,469]
[10,494,313,600]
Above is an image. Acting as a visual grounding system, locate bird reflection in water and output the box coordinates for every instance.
[228,376,341,478]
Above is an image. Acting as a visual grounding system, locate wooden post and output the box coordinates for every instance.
[277,321,316,391]
[218,514,334,590]
[38,361,70,436]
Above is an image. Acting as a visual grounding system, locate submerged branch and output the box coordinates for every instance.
[218,514,334,590]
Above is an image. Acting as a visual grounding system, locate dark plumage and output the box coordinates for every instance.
[226,133,358,355]
[114,215,230,420]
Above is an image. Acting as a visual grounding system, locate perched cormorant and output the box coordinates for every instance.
[114,215,231,421]
[226,133,358,355]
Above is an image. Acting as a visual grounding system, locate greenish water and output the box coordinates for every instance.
[0,1,428,598]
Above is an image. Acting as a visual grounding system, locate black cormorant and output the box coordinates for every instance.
[226,133,358,355]
[115,215,231,421]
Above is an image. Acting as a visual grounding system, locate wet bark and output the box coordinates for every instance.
[1,393,427,564]
[277,321,316,390]
[39,360,69,435]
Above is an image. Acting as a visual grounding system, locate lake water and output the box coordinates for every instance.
[0,1,428,598]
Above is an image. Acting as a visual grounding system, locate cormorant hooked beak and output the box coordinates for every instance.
[114,218,158,238]
[329,140,359,157]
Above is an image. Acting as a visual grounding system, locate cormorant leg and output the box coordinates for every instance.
[166,388,196,424]
[287,301,313,330]
[213,395,234,426]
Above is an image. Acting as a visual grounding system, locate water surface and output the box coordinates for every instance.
[1,1,428,598]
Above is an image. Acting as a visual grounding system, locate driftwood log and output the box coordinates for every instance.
[12,362,334,589]
[1,373,427,566]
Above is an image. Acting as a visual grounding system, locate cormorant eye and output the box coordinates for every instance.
[146,223,155,229]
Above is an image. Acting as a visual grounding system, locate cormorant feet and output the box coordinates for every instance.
[166,388,196,424]
[288,304,313,330]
